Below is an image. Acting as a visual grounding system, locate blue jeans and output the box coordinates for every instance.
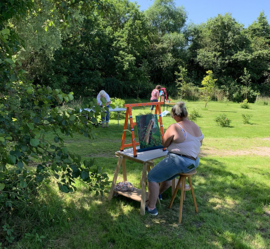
[101,105,110,123]
[148,152,199,183]
[150,99,158,111]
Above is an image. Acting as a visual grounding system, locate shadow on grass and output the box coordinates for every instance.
[215,125,234,128]
[11,157,270,249]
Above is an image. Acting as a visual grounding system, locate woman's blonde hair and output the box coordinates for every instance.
[170,102,188,118]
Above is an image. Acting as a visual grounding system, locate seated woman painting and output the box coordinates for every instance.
[146,102,204,216]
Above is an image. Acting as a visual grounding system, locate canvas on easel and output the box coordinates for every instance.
[136,114,163,152]
[120,101,165,157]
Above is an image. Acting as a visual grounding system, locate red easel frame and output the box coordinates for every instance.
[120,102,166,157]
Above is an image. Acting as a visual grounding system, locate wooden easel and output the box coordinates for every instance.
[108,149,168,215]
[120,102,165,157]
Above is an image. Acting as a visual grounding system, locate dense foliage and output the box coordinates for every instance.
[9,0,269,101]
[187,13,270,102]
[0,0,109,245]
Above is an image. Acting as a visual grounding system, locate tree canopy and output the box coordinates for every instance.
[1,0,270,201]
[4,0,268,101]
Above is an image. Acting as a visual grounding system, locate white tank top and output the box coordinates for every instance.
[167,123,204,158]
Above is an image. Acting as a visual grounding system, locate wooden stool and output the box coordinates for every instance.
[168,170,198,223]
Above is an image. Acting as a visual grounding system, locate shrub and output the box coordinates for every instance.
[175,67,200,101]
[242,114,252,124]
[240,99,250,109]
[188,109,201,122]
[0,169,41,246]
[201,70,217,108]
[0,168,40,208]
[188,113,197,121]
[110,97,125,108]
[213,88,227,101]
[255,96,270,106]
[215,114,231,127]
[110,98,125,120]
[178,82,200,101]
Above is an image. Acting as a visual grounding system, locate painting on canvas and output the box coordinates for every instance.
[135,114,163,152]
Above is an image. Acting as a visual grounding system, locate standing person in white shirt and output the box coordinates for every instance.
[97,90,111,128]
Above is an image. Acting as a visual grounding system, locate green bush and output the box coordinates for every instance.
[188,113,197,121]
[215,114,231,127]
[179,83,200,101]
[255,96,270,106]
[240,99,250,109]
[0,169,41,246]
[110,98,125,120]
[242,114,252,124]
[188,109,201,122]
[110,98,125,108]
[0,168,40,208]
[212,87,227,101]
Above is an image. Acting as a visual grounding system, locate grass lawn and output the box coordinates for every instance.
[12,100,270,249]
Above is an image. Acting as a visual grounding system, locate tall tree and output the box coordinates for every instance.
[144,0,188,92]
[145,0,186,35]
[245,12,270,95]
[195,14,249,76]
[247,12,270,43]
[187,13,270,101]
[16,0,153,98]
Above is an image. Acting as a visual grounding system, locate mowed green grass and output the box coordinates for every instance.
[13,100,270,249]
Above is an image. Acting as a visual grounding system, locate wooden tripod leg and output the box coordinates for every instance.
[172,178,176,196]
[108,156,123,201]
[140,162,152,187]
[141,163,150,187]
[140,162,148,215]
[188,177,198,213]
[179,177,186,223]
[169,175,181,209]
[122,158,127,182]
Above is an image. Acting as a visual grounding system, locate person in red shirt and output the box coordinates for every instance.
[150,85,161,113]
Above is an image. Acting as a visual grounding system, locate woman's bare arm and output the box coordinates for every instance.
[161,124,175,147]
